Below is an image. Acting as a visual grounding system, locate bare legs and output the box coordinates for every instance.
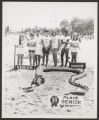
[17,54,24,65]
[61,48,69,67]
[52,49,57,66]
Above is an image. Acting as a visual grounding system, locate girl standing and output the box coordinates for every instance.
[35,30,43,66]
[51,32,61,66]
[17,34,25,65]
[70,32,80,63]
[27,33,36,66]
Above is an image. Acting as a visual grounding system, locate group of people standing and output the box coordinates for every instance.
[17,29,81,67]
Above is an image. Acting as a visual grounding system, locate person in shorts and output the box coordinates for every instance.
[70,32,80,63]
[41,30,51,66]
[17,34,25,65]
[17,34,26,65]
[27,33,36,66]
[35,30,43,66]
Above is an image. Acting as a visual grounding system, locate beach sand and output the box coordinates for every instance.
[2,34,96,118]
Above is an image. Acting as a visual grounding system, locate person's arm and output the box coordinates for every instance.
[19,35,22,45]
[58,39,61,50]
[69,40,72,47]
[41,39,45,48]
[60,39,62,46]
[78,41,80,49]
[62,40,66,44]
[79,36,81,43]
[49,39,52,49]
[70,41,74,47]
[64,38,69,47]
[49,40,52,49]
[48,37,52,49]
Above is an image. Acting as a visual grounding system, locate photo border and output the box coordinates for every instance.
[0,0,98,120]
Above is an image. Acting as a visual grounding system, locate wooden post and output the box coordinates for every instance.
[14,45,16,69]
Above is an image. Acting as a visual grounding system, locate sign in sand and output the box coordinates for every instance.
[15,65,37,70]
[59,95,84,108]
[69,62,86,70]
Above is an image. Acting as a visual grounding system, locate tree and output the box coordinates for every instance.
[60,19,72,34]
[85,18,94,34]
[70,17,94,34]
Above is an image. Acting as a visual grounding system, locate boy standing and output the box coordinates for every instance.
[60,32,71,67]
[35,30,43,66]
[51,32,61,66]
[41,30,51,66]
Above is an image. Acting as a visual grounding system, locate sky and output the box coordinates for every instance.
[3,2,97,31]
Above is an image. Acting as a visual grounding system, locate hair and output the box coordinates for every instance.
[19,34,24,45]
[43,30,49,33]
[30,33,34,37]
[52,31,56,36]
[72,33,79,40]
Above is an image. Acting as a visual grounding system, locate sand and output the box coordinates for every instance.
[2,34,97,118]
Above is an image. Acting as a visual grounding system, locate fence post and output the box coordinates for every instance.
[14,45,16,69]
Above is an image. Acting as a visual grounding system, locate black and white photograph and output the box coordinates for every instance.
[2,2,98,118]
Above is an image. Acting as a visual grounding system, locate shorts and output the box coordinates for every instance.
[52,48,58,53]
[42,47,50,54]
[29,50,35,53]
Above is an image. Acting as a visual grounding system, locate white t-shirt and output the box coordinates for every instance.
[27,38,36,51]
[42,36,51,48]
[61,35,71,49]
[58,35,64,41]
[16,37,28,54]
[70,40,80,52]
[35,35,42,47]
[35,36,43,56]
[51,35,59,49]
[25,34,30,40]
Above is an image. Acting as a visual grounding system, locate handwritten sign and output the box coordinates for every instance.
[69,62,86,70]
[59,95,84,108]
[15,65,37,70]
